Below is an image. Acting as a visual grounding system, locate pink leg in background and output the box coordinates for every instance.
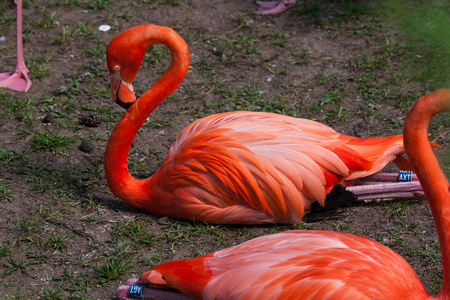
[0,0,32,92]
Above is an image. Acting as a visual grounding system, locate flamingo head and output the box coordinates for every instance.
[108,64,136,110]
[106,28,149,110]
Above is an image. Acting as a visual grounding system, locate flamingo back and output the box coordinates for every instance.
[141,230,429,300]
[150,112,405,224]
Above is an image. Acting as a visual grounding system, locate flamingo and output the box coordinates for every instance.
[104,24,424,225]
[116,89,449,299]
[0,0,32,92]
[254,0,296,15]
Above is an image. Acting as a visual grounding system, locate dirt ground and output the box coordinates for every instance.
[0,0,449,299]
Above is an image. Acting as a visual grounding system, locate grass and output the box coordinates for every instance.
[45,230,73,251]
[0,243,12,257]
[97,256,133,284]
[31,130,77,151]
[0,95,33,116]
[292,0,372,26]
[51,23,95,45]
[213,82,288,113]
[7,216,41,233]
[114,220,162,246]
[0,179,15,202]
[89,0,110,13]
[141,45,170,68]
[41,286,65,300]
[379,0,450,89]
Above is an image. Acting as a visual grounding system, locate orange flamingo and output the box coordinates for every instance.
[104,24,423,225]
[116,89,449,299]
[0,0,32,92]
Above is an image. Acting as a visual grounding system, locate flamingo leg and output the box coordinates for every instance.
[117,279,195,300]
[254,0,296,15]
[0,0,32,92]
[346,173,425,201]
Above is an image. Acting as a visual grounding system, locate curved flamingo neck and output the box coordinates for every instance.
[404,89,450,299]
[104,25,189,211]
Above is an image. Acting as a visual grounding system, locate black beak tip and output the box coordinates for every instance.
[115,99,133,110]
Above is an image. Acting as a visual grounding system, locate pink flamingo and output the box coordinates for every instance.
[0,0,32,92]
[115,89,449,299]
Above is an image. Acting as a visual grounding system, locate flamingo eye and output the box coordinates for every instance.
[113,65,120,71]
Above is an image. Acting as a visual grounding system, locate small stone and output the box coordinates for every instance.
[78,140,94,153]
[261,50,277,61]
[98,25,111,32]
[79,114,100,127]
[42,113,55,124]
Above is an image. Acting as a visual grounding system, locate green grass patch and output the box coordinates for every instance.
[96,255,133,284]
[379,0,450,88]
[31,130,77,151]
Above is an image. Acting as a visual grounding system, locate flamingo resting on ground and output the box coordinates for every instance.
[117,89,450,299]
[254,0,296,15]
[104,24,423,225]
[0,0,32,92]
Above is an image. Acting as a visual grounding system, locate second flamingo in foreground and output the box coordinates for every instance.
[115,89,449,299]
[105,24,423,225]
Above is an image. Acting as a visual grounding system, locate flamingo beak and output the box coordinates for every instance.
[110,71,137,110]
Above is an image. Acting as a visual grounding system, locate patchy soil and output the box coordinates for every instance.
[0,0,449,299]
